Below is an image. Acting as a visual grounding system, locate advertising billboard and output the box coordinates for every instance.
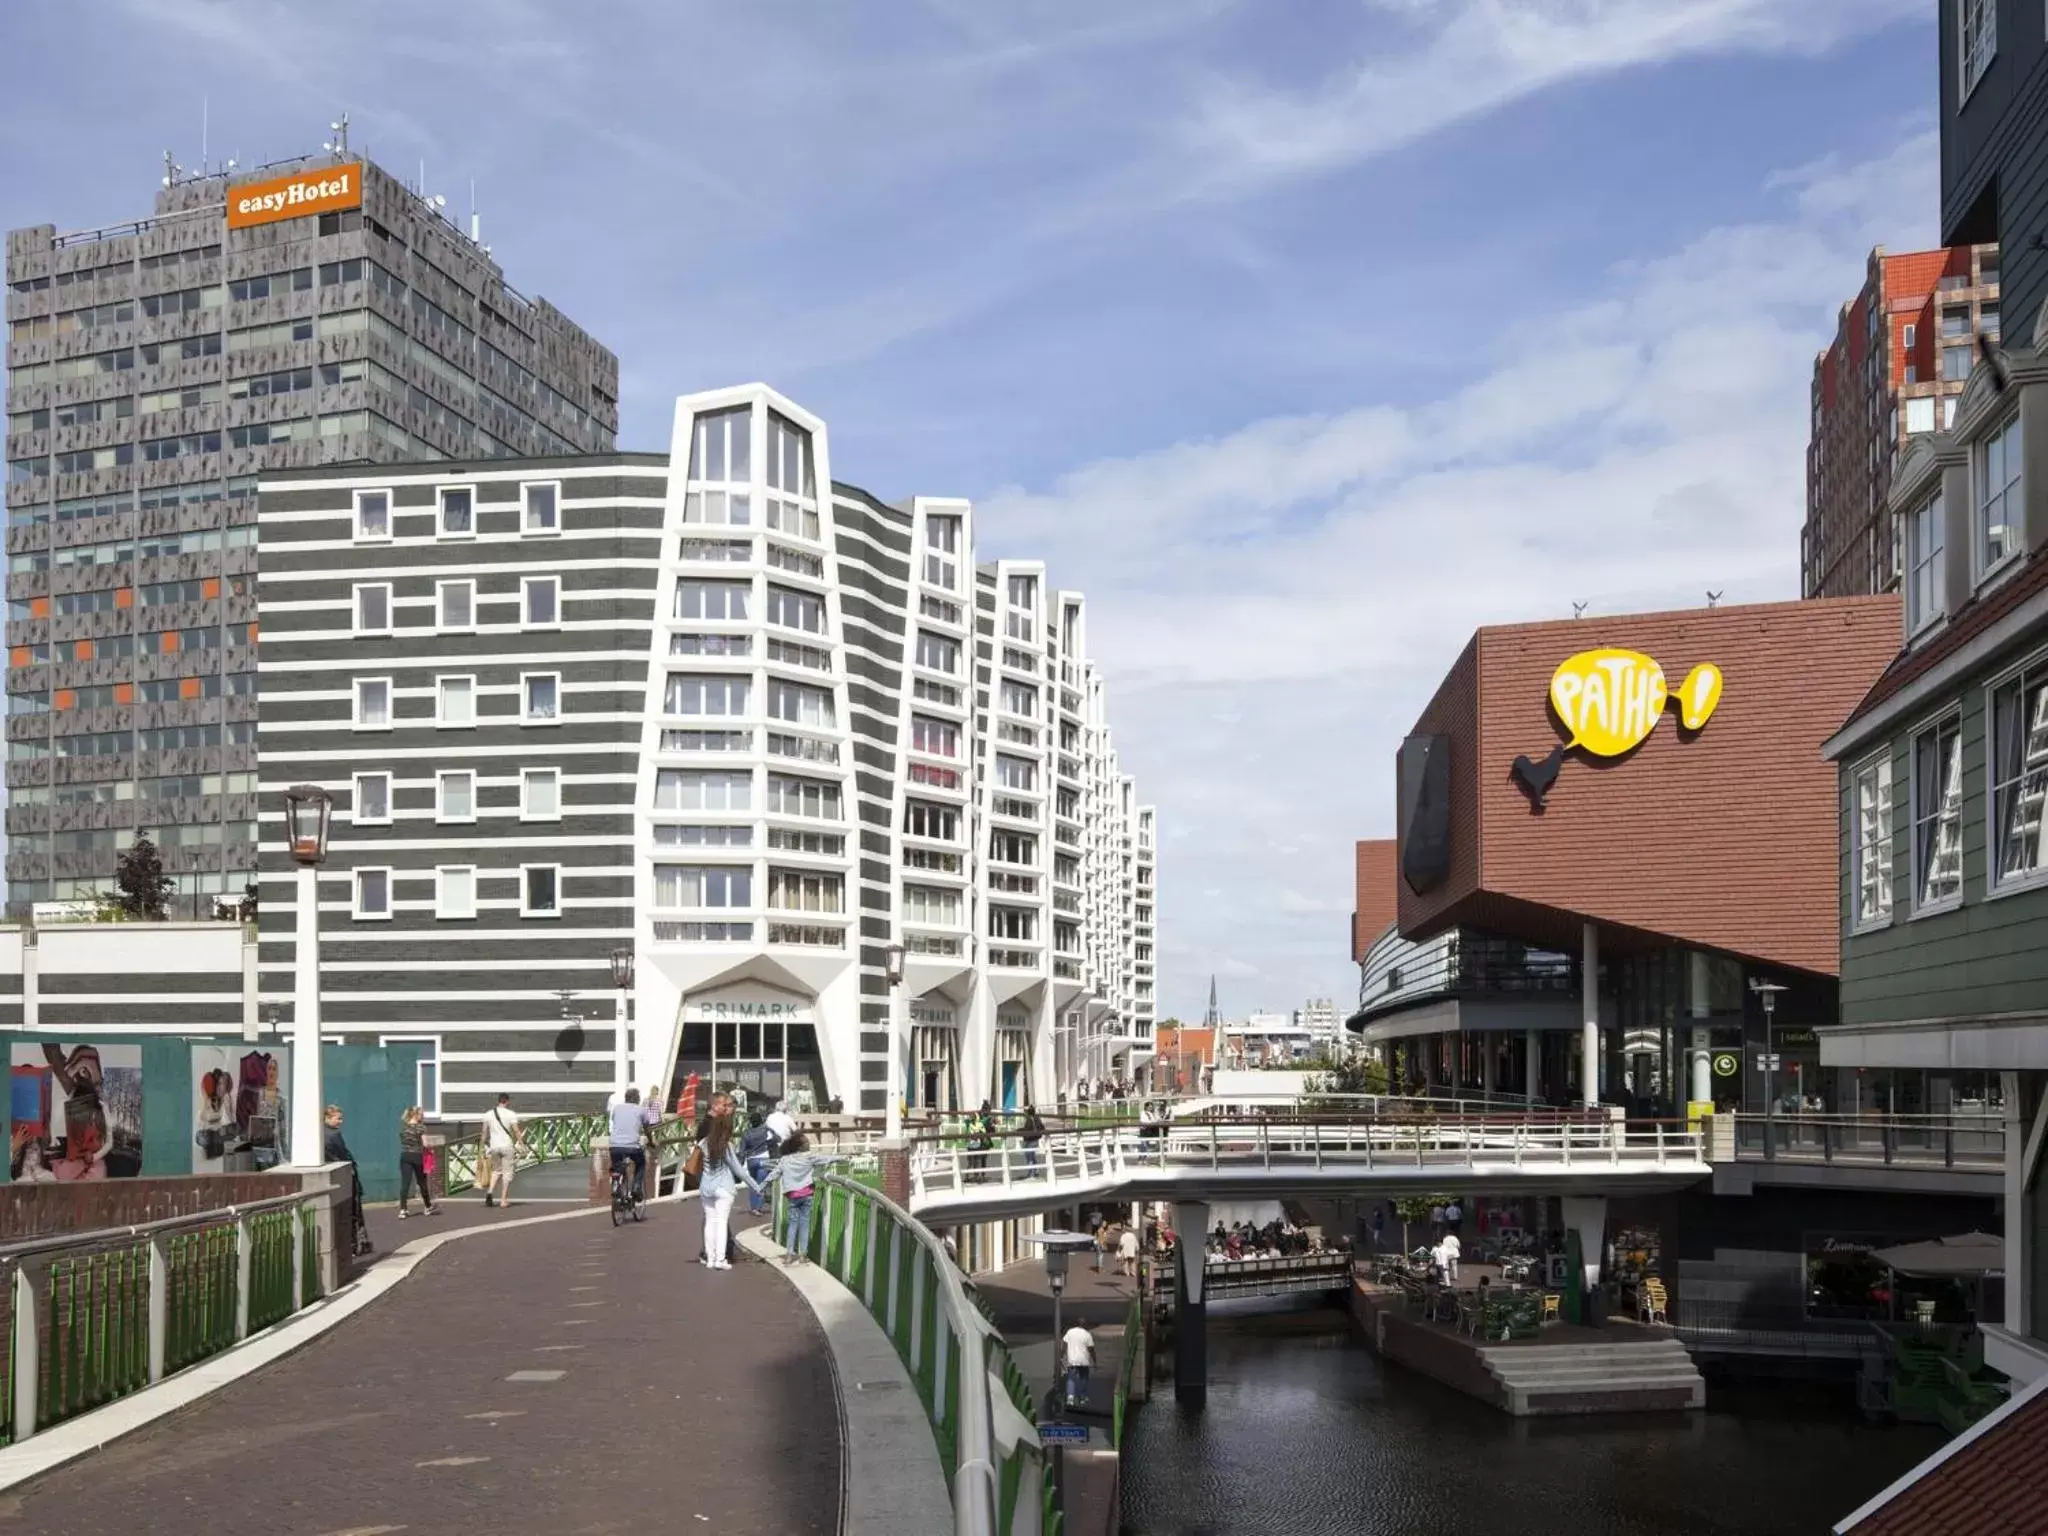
[225,163,363,230]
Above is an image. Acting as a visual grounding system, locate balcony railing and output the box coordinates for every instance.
[1728,1113,2003,1172]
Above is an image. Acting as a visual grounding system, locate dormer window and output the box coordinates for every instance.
[1976,413,2021,580]
[1905,490,1944,635]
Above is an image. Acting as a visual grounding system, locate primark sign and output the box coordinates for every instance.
[688,1000,805,1019]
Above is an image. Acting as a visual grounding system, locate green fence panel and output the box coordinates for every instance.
[42,1242,149,1427]
[163,1224,237,1373]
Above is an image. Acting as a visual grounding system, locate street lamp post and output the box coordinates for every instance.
[283,784,332,1168]
[884,942,905,1141]
[610,946,636,1099]
[1752,979,1788,1157]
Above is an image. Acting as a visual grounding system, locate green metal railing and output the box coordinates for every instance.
[443,1113,699,1194]
[1112,1291,1141,1450]
[777,1171,1056,1535]
[0,1191,329,1448]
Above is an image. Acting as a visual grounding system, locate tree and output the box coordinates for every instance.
[111,833,173,921]
[1304,1052,1390,1097]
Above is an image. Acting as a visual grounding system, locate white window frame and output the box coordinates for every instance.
[352,487,393,543]
[522,479,561,536]
[1986,652,2048,893]
[1976,411,2022,582]
[521,863,562,918]
[435,864,478,919]
[436,483,476,539]
[436,578,476,633]
[436,673,477,729]
[352,770,392,827]
[378,1033,443,1116]
[523,575,561,629]
[353,866,393,921]
[521,671,561,725]
[353,676,393,731]
[1911,712,1965,913]
[520,765,562,822]
[352,581,392,636]
[435,768,477,825]
[1906,490,1946,636]
[1960,0,1996,99]
[1849,750,1895,931]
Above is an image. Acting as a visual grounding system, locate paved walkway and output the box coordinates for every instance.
[0,1202,840,1536]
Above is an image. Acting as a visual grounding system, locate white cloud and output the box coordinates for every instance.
[978,125,1938,1020]
[1184,0,1924,193]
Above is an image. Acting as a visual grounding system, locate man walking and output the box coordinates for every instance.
[484,1092,524,1208]
[1062,1322,1095,1408]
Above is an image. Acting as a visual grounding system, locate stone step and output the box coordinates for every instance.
[1477,1344,1693,1367]
[1487,1362,1704,1388]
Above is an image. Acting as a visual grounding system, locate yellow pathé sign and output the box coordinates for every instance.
[1547,648,1723,758]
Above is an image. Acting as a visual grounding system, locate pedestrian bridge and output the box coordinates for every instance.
[908,1115,1710,1223]
[1156,1250,1358,1307]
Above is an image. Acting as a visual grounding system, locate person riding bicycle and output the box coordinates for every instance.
[608,1087,659,1202]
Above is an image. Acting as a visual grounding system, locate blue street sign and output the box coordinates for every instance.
[1039,1422,1090,1444]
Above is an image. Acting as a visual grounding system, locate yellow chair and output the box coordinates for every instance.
[1540,1293,1561,1325]
[1639,1277,1669,1325]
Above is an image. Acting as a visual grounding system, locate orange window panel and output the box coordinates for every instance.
[52,689,75,710]
[160,632,179,654]
[74,639,94,661]
[178,677,202,700]
[8,647,28,668]
[29,597,48,619]
[114,588,133,608]
[114,683,134,705]
[246,622,259,642]
[201,578,220,600]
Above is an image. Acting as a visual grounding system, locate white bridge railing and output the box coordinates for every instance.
[909,1116,1706,1210]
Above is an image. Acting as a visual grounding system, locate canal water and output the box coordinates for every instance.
[1121,1328,1939,1535]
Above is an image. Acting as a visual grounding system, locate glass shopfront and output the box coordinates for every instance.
[675,997,826,1114]
[912,999,959,1112]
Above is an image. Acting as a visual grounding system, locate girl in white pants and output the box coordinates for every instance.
[696,1113,760,1270]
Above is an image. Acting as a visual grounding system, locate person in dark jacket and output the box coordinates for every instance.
[397,1106,440,1219]
[741,1110,775,1216]
[1020,1103,1046,1173]
[323,1105,373,1257]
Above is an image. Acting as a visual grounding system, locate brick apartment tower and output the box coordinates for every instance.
[1803,243,2000,599]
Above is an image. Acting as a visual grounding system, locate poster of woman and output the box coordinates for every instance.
[191,1046,289,1172]
[10,1043,143,1181]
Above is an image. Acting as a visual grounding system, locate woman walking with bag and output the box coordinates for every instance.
[397,1106,440,1219]
[691,1098,760,1271]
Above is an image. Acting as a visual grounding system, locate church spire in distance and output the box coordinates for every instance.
[1204,974,1220,1028]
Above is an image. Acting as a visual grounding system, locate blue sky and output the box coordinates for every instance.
[4,1,1942,1021]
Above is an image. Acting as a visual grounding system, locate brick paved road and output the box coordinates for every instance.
[0,1203,840,1536]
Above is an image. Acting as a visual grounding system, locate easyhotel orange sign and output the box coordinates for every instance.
[225,163,362,230]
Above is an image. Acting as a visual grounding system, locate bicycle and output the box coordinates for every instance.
[609,1152,646,1226]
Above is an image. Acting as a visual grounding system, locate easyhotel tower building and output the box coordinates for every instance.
[4,148,618,917]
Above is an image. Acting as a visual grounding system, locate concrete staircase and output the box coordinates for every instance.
[1476,1337,1705,1416]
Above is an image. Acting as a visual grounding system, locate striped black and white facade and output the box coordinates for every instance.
[257,384,1155,1118]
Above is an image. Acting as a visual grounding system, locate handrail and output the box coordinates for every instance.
[1112,1290,1140,1452]
[908,1117,1706,1208]
[778,1170,1044,1536]
[0,1190,317,1264]
[0,1185,330,1447]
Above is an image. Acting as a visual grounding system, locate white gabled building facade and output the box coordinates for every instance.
[259,383,1154,1118]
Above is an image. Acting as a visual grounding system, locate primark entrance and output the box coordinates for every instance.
[674,997,828,1114]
